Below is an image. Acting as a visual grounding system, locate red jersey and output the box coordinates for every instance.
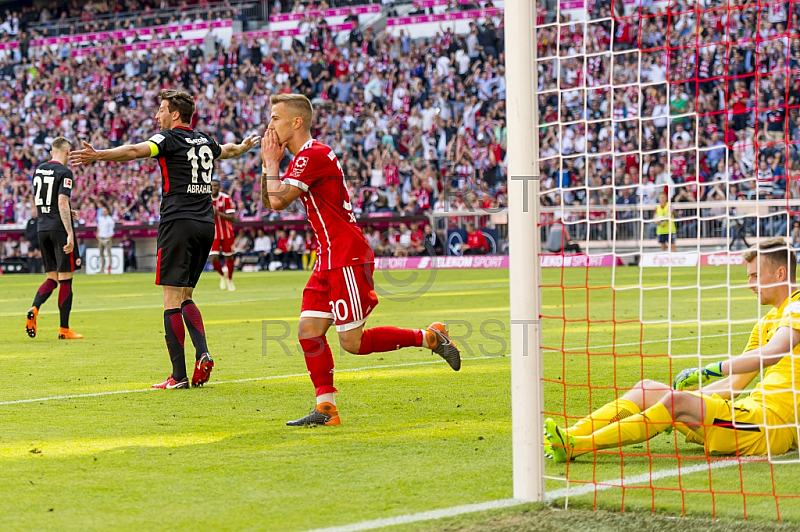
[732,90,748,114]
[213,192,235,240]
[467,230,488,252]
[276,237,288,253]
[282,139,374,270]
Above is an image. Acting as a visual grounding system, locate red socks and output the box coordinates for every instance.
[357,327,423,354]
[226,258,235,279]
[212,260,224,276]
[32,278,58,309]
[300,337,337,396]
[301,328,424,396]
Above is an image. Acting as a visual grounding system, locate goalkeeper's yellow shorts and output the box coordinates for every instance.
[682,393,795,456]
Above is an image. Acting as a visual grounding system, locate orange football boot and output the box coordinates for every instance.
[286,402,341,426]
[425,322,461,371]
[25,307,38,338]
[58,328,84,340]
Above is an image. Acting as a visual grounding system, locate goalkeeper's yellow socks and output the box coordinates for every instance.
[570,402,674,458]
[567,398,641,437]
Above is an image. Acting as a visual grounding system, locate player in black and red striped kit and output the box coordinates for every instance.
[70,89,259,389]
[210,178,237,291]
[25,137,83,340]
[261,94,461,426]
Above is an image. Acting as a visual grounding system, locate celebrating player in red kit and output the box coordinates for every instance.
[260,94,461,426]
[210,177,237,291]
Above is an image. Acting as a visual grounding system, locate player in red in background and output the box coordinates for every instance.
[210,177,237,291]
[261,94,461,426]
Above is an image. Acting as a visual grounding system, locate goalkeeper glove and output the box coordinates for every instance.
[672,361,724,390]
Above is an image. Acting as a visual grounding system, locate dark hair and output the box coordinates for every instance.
[159,89,195,123]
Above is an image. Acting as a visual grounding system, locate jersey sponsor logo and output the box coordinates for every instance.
[149,133,166,144]
[185,137,210,145]
[64,178,73,189]
[187,184,212,194]
[35,168,55,175]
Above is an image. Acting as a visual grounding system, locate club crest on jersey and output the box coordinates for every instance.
[64,178,73,188]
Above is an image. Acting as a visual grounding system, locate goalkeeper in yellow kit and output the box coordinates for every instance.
[545,237,800,462]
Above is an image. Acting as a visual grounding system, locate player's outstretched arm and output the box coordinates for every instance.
[260,130,303,211]
[674,326,799,390]
[219,133,261,160]
[68,141,153,166]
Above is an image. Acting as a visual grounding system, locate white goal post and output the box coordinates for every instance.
[505,0,545,502]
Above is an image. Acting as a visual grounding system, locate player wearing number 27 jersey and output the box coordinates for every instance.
[25,137,83,341]
[261,94,461,427]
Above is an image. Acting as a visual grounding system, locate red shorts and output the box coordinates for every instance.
[301,263,379,332]
[210,236,235,256]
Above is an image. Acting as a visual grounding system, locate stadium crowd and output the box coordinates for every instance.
[537,0,799,240]
[0,2,507,263]
[6,0,800,266]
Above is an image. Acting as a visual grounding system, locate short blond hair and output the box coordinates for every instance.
[270,94,313,131]
[51,137,71,152]
[743,237,797,283]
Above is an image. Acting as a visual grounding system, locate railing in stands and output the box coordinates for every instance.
[536,200,797,246]
[240,21,356,39]
[28,1,261,37]
[31,20,232,50]
[70,36,203,57]
[269,3,379,23]
[386,7,502,26]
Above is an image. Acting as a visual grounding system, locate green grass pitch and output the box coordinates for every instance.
[0,266,798,531]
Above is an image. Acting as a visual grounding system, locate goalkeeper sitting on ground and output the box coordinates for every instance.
[545,237,800,462]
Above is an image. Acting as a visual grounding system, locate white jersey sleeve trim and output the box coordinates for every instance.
[283,178,309,192]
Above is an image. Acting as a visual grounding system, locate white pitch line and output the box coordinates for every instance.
[0,283,509,318]
[303,499,529,532]
[0,356,504,406]
[304,457,763,532]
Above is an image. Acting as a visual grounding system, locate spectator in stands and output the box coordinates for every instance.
[460,223,488,255]
[287,229,305,270]
[274,229,289,269]
[302,230,317,270]
[24,236,42,274]
[423,224,443,255]
[547,221,581,254]
[76,237,87,268]
[96,206,115,275]
[121,233,137,272]
[0,4,516,255]
[233,229,253,270]
[253,229,274,271]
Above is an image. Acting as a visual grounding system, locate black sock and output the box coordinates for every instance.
[164,308,187,381]
[181,300,208,361]
[33,278,58,309]
[57,279,73,329]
